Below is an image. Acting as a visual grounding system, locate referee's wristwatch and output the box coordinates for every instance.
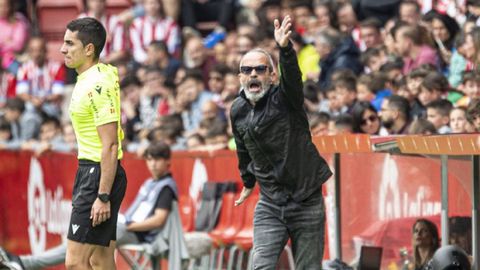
[98,193,110,203]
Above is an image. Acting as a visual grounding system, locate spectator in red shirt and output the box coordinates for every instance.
[78,0,128,64]
[129,0,180,63]
[16,36,66,117]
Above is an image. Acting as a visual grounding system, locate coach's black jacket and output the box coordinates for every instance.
[230,43,332,204]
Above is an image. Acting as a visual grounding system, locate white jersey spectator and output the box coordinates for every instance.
[16,36,65,117]
[129,0,180,63]
[0,70,16,107]
[78,0,127,63]
[16,60,65,99]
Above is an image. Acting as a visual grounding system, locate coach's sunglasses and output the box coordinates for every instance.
[240,65,269,75]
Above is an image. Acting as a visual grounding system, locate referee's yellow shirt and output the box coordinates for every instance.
[69,63,124,162]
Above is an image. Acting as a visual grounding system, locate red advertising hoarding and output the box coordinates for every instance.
[0,149,473,268]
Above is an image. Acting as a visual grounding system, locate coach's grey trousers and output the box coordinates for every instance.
[252,191,325,270]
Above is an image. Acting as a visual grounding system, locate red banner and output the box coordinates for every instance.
[0,150,474,268]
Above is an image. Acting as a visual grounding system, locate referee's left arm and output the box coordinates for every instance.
[92,122,119,226]
[98,121,118,195]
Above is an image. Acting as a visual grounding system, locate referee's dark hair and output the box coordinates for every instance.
[144,141,171,160]
[67,17,106,60]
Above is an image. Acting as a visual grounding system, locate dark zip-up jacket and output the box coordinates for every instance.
[230,43,332,204]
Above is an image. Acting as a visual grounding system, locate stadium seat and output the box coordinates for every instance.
[227,194,258,270]
[178,195,195,232]
[37,0,83,40]
[208,192,245,269]
[117,202,190,270]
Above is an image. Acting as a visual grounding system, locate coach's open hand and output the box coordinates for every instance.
[235,186,253,206]
[274,15,292,48]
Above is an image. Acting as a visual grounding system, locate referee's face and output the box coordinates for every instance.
[61,29,90,72]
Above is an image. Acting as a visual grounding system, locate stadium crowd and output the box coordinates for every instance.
[1,0,480,158]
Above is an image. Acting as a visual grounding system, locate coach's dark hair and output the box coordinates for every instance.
[66,17,106,59]
[143,141,171,160]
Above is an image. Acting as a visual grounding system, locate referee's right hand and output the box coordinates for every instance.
[91,199,111,227]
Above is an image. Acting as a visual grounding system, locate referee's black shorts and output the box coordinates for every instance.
[67,159,127,247]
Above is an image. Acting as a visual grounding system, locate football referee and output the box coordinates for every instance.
[60,17,127,269]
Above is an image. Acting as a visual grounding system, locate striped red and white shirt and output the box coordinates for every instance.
[129,15,180,63]
[0,71,16,105]
[16,60,66,98]
[78,12,127,60]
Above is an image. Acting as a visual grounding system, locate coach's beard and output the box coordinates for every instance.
[242,79,271,103]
